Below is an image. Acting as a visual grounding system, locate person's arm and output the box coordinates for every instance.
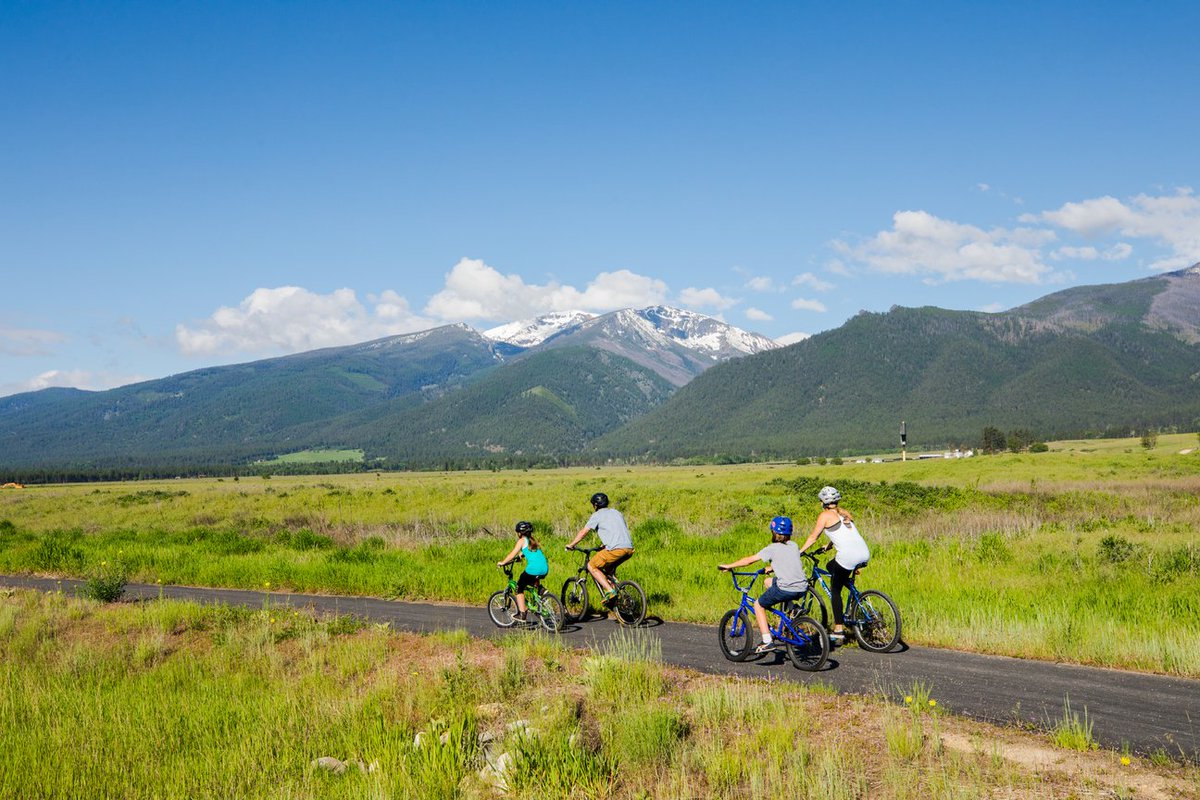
[566,525,591,550]
[797,513,828,555]
[497,537,525,567]
[717,554,761,571]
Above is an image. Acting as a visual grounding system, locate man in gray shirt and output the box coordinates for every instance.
[566,491,634,606]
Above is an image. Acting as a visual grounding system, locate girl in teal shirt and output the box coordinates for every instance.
[497,521,550,624]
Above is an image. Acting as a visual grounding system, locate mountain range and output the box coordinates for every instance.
[0,306,767,470]
[2,267,1198,473]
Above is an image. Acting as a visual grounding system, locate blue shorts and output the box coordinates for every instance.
[758,584,804,609]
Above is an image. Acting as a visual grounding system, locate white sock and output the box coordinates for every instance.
[762,634,772,645]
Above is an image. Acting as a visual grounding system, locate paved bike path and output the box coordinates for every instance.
[4,575,1196,759]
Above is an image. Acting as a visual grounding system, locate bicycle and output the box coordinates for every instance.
[560,545,647,626]
[795,550,901,652]
[487,561,565,633]
[716,568,829,671]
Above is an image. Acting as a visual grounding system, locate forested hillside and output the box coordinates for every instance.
[591,271,1200,459]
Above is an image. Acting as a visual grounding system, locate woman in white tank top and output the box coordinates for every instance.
[797,485,871,643]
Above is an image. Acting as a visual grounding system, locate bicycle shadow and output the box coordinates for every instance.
[568,613,665,629]
[745,651,841,672]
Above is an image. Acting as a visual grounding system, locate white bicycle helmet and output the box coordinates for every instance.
[818,485,841,505]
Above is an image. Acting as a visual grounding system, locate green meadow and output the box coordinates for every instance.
[1,432,1198,676]
[2,590,1194,799]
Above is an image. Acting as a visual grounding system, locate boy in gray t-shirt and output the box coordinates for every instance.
[718,516,808,654]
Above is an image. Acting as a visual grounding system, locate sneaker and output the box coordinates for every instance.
[829,629,846,645]
[601,590,618,607]
[754,640,782,655]
[514,612,529,625]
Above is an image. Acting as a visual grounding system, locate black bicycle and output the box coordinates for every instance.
[560,545,647,626]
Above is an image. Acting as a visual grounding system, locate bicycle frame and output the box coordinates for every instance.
[726,569,813,647]
[567,546,622,594]
[803,553,865,618]
[500,563,550,613]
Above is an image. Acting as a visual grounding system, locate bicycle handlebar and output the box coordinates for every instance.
[719,568,765,594]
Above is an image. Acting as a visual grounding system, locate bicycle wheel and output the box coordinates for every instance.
[487,589,516,628]
[561,577,588,623]
[794,589,829,631]
[612,580,647,626]
[851,589,901,652]
[717,608,754,662]
[784,614,829,672]
[537,592,566,633]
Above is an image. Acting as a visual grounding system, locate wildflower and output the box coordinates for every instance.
[904,696,913,704]
[1120,756,1131,766]
[929,700,937,708]
[270,617,276,624]
[264,581,272,590]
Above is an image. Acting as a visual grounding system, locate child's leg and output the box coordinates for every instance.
[751,599,771,639]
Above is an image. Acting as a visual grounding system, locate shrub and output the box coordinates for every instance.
[82,560,128,603]
[1097,534,1136,563]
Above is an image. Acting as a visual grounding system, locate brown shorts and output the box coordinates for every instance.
[589,548,633,573]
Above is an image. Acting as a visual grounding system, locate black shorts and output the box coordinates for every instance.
[517,571,546,593]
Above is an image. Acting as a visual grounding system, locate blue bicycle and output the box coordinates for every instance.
[797,551,901,653]
[716,569,829,671]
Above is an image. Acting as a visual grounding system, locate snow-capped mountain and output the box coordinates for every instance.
[488,305,779,386]
[484,311,596,348]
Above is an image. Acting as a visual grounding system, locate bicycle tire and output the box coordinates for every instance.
[561,577,588,623]
[851,589,901,652]
[717,608,754,662]
[783,614,829,672]
[612,580,647,626]
[795,589,829,631]
[537,592,566,633]
[487,589,517,628]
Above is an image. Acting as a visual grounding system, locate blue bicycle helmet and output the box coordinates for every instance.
[770,516,793,536]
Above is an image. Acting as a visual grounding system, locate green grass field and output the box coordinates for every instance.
[258,449,366,464]
[1,433,1198,676]
[2,590,1193,799]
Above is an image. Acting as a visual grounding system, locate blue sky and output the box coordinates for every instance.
[3,1,1199,396]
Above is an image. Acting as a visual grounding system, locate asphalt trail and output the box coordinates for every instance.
[4,575,1196,759]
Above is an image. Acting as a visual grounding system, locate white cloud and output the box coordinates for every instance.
[424,258,668,321]
[1031,188,1200,271]
[2,368,147,396]
[792,272,834,292]
[744,276,776,292]
[834,210,1054,284]
[978,302,1005,313]
[790,297,828,312]
[176,286,434,356]
[776,332,811,345]
[826,259,853,276]
[679,286,736,311]
[977,183,991,193]
[745,307,773,322]
[1051,246,1100,261]
[0,327,67,356]
[1050,243,1133,262]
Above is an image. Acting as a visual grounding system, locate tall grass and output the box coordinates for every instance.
[0,591,1191,799]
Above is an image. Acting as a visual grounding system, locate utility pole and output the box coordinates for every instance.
[900,421,907,462]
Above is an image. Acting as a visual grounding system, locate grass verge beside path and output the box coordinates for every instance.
[2,589,1196,799]
[1,435,1198,677]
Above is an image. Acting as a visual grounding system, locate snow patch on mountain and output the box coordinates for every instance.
[484,311,596,348]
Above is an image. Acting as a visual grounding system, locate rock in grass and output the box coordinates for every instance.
[312,756,347,775]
